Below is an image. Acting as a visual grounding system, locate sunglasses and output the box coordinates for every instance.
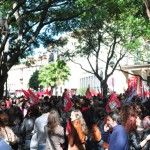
[1,104,6,107]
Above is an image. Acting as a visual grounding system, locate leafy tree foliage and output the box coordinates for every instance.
[0,0,99,98]
[61,0,150,96]
[29,60,70,90]
[29,70,40,90]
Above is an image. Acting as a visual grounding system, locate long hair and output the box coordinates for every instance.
[74,109,88,135]
[47,109,61,134]
[25,105,39,118]
[125,115,137,133]
[134,102,144,119]
[120,103,135,127]
[0,114,9,127]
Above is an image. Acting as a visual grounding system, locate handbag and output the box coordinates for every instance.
[44,125,53,150]
[4,127,17,147]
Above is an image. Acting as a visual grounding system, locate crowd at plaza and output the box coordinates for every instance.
[0,87,149,150]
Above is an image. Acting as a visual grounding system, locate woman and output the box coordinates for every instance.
[8,105,23,137]
[66,110,87,150]
[125,115,150,150]
[74,109,88,136]
[46,108,65,150]
[141,116,150,150]
[20,105,39,150]
[0,114,18,149]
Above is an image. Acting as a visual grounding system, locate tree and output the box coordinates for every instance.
[0,0,100,98]
[61,0,150,97]
[29,60,70,90]
[29,70,40,90]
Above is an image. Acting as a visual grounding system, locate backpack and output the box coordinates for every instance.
[90,122,101,142]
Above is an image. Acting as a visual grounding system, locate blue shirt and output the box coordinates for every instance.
[109,125,128,150]
[0,137,12,150]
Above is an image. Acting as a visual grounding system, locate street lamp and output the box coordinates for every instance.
[100,70,103,93]
[109,61,115,92]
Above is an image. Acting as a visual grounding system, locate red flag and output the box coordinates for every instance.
[128,76,138,91]
[28,89,39,104]
[144,90,149,98]
[67,89,73,97]
[106,93,121,112]
[44,89,52,96]
[90,90,98,96]
[64,93,74,112]
[22,89,30,99]
[85,87,92,99]
[37,91,45,98]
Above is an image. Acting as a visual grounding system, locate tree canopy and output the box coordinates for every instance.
[0,0,149,98]
[29,60,70,90]
[0,0,100,98]
[60,0,150,96]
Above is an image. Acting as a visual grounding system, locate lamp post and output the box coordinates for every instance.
[100,70,103,93]
[109,61,115,92]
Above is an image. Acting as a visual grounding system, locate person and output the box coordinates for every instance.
[45,109,65,150]
[125,115,150,150]
[66,110,86,150]
[92,107,108,150]
[0,100,7,114]
[104,111,128,150]
[20,105,39,150]
[0,113,18,149]
[142,116,150,150]
[62,89,68,109]
[30,104,53,150]
[8,105,23,136]
[6,98,12,109]
[0,136,12,150]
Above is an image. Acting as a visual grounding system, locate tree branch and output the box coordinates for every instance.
[87,55,96,74]
[118,65,147,81]
[69,58,94,75]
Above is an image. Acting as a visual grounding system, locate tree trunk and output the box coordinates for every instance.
[102,80,108,98]
[0,74,7,99]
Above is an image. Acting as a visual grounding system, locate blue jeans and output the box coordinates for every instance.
[37,144,46,150]
[24,140,30,150]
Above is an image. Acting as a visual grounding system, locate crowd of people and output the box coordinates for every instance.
[0,90,149,150]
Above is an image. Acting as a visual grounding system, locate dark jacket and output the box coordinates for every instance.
[128,130,142,150]
[141,128,150,150]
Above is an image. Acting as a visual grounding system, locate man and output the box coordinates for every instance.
[104,111,128,150]
[0,100,7,114]
[30,103,53,150]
